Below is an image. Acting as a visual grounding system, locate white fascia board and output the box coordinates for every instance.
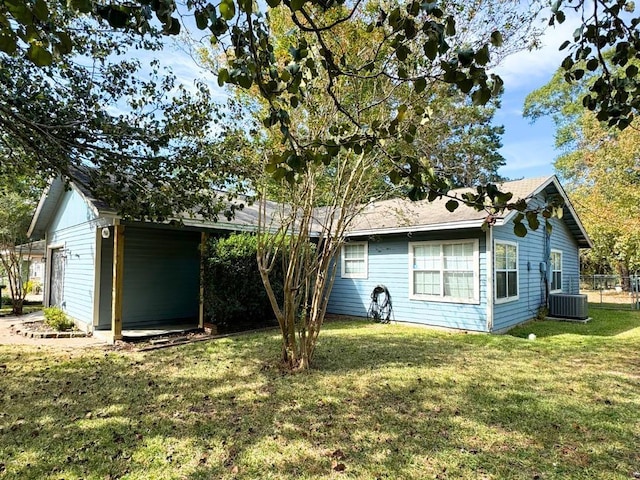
[27,182,53,238]
[549,177,593,248]
[344,219,487,237]
[501,175,593,248]
[501,175,555,225]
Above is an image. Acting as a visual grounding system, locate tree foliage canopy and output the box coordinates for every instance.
[1,0,636,225]
[4,0,639,131]
[525,61,640,275]
[1,5,255,220]
[0,175,41,314]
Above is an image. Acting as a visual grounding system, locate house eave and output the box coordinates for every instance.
[28,176,121,240]
[344,218,493,238]
[501,175,592,249]
[27,182,53,238]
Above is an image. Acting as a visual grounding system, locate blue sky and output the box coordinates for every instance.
[155,14,579,182]
[491,17,579,180]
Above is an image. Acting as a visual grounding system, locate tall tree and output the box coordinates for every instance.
[524,62,640,281]
[0,176,41,314]
[1,6,253,220]
[205,0,541,370]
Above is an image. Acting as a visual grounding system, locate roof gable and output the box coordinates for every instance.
[29,172,592,249]
[342,175,592,248]
[27,173,282,238]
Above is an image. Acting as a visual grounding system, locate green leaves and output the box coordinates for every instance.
[471,87,491,106]
[195,11,209,30]
[67,0,92,13]
[0,33,18,55]
[165,17,181,35]
[513,222,527,238]
[106,7,129,28]
[490,30,503,47]
[290,0,306,11]
[526,211,540,231]
[217,68,229,86]
[219,0,235,20]
[27,44,52,66]
[554,0,640,130]
[413,77,426,93]
[32,0,49,22]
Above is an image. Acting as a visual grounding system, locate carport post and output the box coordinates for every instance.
[111,224,125,341]
[199,232,207,329]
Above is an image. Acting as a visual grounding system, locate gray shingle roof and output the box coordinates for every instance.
[30,172,591,248]
[343,176,554,235]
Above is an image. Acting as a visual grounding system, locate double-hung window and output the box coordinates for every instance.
[409,240,479,303]
[341,242,368,279]
[550,250,562,292]
[495,241,518,302]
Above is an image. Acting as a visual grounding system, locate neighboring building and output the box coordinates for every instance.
[0,240,45,295]
[28,172,590,340]
[327,176,591,332]
[21,240,46,291]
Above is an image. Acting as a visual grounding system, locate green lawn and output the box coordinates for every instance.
[1,310,639,479]
[0,298,43,317]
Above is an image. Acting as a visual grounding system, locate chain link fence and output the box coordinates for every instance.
[580,274,640,310]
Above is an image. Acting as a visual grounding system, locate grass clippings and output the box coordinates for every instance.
[0,309,639,479]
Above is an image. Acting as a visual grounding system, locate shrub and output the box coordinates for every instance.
[43,306,75,331]
[24,280,42,294]
[203,233,284,329]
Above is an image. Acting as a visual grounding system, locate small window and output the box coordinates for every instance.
[495,241,518,302]
[409,240,479,303]
[550,250,562,292]
[341,242,368,279]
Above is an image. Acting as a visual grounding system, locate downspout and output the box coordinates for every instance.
[486,226,494,332]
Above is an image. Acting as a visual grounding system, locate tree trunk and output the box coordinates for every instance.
[618,261,630,291]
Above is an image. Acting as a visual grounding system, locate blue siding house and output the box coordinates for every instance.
[27,172,273,342]
[29,173,590,340]
[327,176,591,332]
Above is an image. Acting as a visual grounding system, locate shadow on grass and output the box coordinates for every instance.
[507,308,640,339]
[0,320,638,479]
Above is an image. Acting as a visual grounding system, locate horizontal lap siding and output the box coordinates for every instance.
[328,230,488,332]
[492,213,581,331]
[492,219,545,332]
[120,227,200,327]
[47,189,98,326]
[549,218,581,294]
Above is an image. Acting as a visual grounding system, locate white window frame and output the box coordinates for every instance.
[494,240,519,304]
[408,239,480,304]
[341,241,368,279]
[550,249,562,293]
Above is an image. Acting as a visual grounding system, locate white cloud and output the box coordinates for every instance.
[499,137,557,178]
[492,15,580,89]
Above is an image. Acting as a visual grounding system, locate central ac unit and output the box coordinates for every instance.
[549,293,589,320]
